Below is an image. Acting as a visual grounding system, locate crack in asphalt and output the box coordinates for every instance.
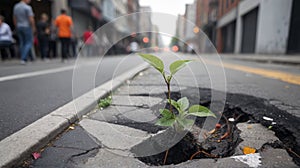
[70,147,101,158]
[52,145,100,152]
[102,145,131,153]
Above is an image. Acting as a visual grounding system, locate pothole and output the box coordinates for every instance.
[135,103,245,166]
[123,88,300,166]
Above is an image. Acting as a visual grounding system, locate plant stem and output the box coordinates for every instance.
[190,150,202,160]
[190,150,219,160]
[167,82,173,114]
[163,149,169,165]
[163,73,173,114]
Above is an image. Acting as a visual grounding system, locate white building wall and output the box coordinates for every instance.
[185,4,196,40]
[176,15,185,40]
[139,7,152,32]
[255,0,293,54]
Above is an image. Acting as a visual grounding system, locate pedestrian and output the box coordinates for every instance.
[13,0,35,65]
[83,26,94,56]
[55,9,73,62]
[129,40,139,53]
[70,30,78,58]
[48,19,57,59]
[0,15,15,61]
[37,13,50,60]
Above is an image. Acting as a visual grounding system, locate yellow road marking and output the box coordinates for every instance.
[204,59,300,86]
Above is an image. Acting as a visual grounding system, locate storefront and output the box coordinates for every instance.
[68,0,103,35]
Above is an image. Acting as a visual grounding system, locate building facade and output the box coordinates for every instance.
[176,0,218,53]
[139,6,152,48]
[216,0,300,54]
[184,3,197,41]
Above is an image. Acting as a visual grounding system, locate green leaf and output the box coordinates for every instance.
[156,116,175,127]
[169,60,192,75]
[159,109,173,118]
[167,75,172,83]
[177,97,189,111]
[138,53,164,73]
[176,117,194,130]
[170,99,180,111]
[188,105,216,118]
[98,96,112,109]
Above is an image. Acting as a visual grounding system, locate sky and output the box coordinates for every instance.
[139,0,195,45]
[139,0,195,16]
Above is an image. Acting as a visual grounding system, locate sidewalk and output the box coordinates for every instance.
[221,54,300,65]
[29,55,298,168]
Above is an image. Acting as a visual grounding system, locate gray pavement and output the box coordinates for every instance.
[0,58,149,168]
[0,56,144,141]
[29,53,300,167]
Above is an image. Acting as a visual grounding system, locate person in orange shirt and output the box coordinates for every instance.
[55,9,73,62]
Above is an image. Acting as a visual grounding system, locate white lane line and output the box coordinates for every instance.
[0,66,75,82]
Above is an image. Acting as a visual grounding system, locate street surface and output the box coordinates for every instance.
[1,54,300,143]
[204,54,300,108]
[0,56,144,141]
[28,53,300,167]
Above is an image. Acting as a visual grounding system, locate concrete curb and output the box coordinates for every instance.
[0,63,149,168]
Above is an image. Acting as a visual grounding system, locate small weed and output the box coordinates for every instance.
[98,96,112,109]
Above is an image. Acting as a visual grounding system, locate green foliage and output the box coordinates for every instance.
[188,105,216,117]
[169,60,192,76]
[98,96,112,109]
[177,97,189,112]
[156,109,176,127]
[139,53,164,74]
[138,53,216,131]
[158,97,215,130]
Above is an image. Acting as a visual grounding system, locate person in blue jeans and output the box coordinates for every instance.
[13,0,35,64]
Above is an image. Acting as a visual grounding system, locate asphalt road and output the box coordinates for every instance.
[0,56,144,141]
[1,53,300,142]
[210,55,300,108]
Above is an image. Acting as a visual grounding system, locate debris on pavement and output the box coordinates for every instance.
[32,152,41,160]
[231,153,262,168]
[243,146,256,155]
[228,118,235,122]
[262,116,273,121]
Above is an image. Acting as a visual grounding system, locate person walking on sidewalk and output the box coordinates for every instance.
[83,26,95,57]
[55,9,73,62]
[13,0,35,65]
[48,19,57,59]
[70,29,78,58]
[37,13,50,60]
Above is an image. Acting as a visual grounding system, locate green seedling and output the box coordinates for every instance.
[138,53,216,131]
[98,96,112,109]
